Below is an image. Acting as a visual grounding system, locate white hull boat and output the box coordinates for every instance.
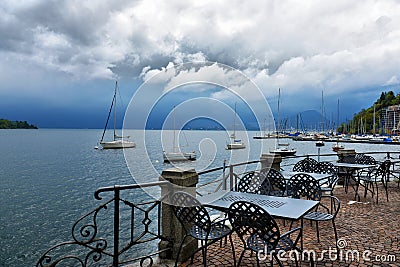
[270,147,297,156]
[227,103,246,150]
[271,88,296,156]
[226,140,246,150]
[99,81,135,149]
[100,140,136,149]
[163,106,196,162]
[163,151,196,162]
[332,143,345,152]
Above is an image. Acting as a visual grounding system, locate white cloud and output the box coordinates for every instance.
[385,76,399,86]
[1,0,400,108]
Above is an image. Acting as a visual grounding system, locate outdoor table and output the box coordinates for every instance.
[199,190,319,249]
[332,162,377,200]
[281,171,333,187]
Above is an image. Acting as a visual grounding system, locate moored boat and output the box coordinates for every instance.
[99,81,135,149]
[163,151,196,162]
[270,147,297,156]
[226,139,246,150]
[332,143,345,152]
[316,140,325,147]
[163,106,196,162]
[226,103,246,150]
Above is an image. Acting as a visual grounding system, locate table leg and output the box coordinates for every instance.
[300,218,304,250]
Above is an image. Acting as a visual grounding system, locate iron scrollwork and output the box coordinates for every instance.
[37,182,171,267]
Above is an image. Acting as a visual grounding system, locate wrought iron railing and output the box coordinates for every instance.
[37,151,400,266]
[36,181,171,267]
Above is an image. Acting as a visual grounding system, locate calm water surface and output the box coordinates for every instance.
[0,129,398,266]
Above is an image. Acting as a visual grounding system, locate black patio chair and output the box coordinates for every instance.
[355,154,376,165]
[388,162,400,188]
[287,173,322,201]
[236,171,271,195]
[292,158,318,173]
[260,168,286,196]
[314,161,338,196]
[303,195,340,248]
[356,160,391,203]
[287,173,335,252]
[171,191,235,267]
[227,201,302,267]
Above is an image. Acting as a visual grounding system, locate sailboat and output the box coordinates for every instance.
[226,103,246,150]
[332,98,345,152]
[163,106,196,162]
[253,118,272,139]
[270,88,296,156]
[99,81,135,149]
[316,91,326,147]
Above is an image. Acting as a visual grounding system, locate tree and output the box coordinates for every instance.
[343,91,400,134]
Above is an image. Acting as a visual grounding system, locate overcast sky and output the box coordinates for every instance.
[1,0,400,128]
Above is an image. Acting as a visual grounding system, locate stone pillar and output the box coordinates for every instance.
[158,167,198,263]
[336,149,356,162]
[336,149,356,185]
[260,153,282,171]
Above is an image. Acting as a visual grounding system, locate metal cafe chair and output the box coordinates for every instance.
[287,173,322,201]
[355,154,376,165]
[236,171,271,195]
[227,201,302,267]
[356,160,391,203]
[260,168,286,196]
[287,173,323,247]
[314,161,338,196]
[303,195,340,248]
[171,191,235,267]
[387,160,400,188]
[292,158,318,173]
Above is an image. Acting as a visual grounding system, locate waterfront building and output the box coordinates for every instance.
[381,105,400,134]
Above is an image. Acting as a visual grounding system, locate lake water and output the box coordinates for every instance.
[0,129,398,266]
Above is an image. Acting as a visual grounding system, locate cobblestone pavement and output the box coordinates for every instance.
[181,182,400,267]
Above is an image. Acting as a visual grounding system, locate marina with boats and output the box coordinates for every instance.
[292,133,400,144]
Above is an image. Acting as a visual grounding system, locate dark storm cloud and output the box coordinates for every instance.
[0,0,399,123]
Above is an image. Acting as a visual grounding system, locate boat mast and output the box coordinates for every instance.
[100,81,117,143]
[321,90,325,133]
[113,81,117,141]
[373,104,376,135]
[337,98,340,133]
[173,106,176,152]
[336,98,341,147]
[278,88,280,134]
[231,103,237,139]
[277,88,281,144]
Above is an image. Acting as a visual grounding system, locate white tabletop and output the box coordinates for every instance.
[281,171,333,181]
[199,190,319,220]
[332,162,377,169]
